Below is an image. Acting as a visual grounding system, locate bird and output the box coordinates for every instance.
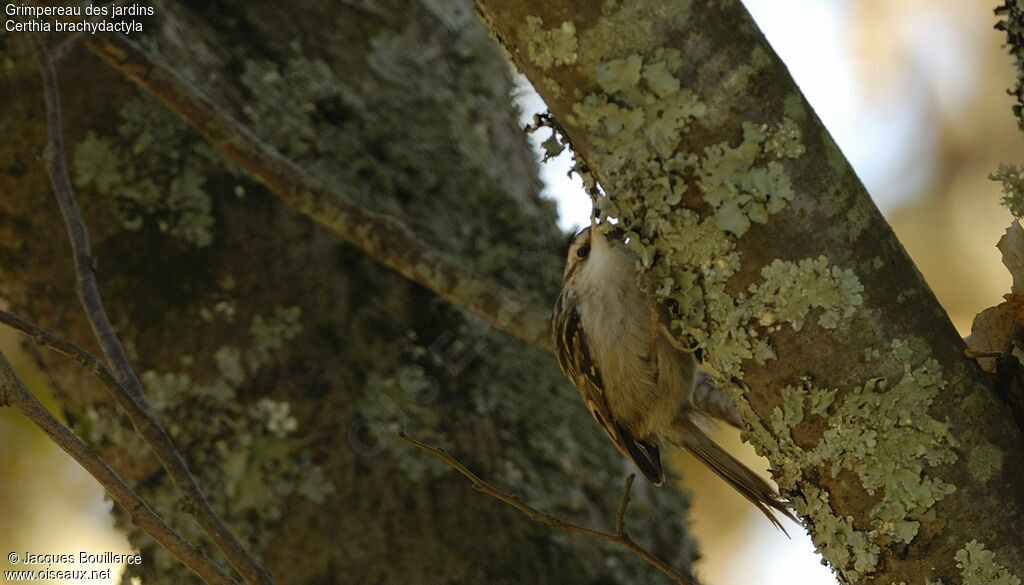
[551,220,796,530]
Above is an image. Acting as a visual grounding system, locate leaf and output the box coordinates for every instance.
[966,303,1016,373]
[997,220,1024,294]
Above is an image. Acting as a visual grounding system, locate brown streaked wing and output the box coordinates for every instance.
[553,298,665,484]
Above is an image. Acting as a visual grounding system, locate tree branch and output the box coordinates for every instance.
[74,31,553,352]
[0,309,123,394]
[0,350,239,585]
[613,474,635,537]
[28,34,275,585]
[28,35,139,405]
[396,432,694,585]
[50,0,128,62]
[471,0,1024,580]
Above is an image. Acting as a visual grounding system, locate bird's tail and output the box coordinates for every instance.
[665,418,798,534]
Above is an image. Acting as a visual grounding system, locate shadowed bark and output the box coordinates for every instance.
[1,1,697,583]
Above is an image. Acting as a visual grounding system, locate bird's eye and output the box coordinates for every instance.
[576,244,590,259]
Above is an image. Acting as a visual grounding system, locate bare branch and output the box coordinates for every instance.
[0,309,122,391]
[614,474,635,537]
[0,350,239,585]
[396,432,695,585]
[76,32,553,351]
[51,0,129,61]
[27,34,276,585]
[28,34,137,403]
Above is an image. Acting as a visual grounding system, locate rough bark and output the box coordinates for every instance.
[473,0,1024,583]
[1,1,697,584]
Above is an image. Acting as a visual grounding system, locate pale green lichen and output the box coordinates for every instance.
[736,339,959,581]
[573,49,799,243]
[567,57,870,544]
[238,56,343,158]
[82,306,333,577]
[748,256,863,331]
[253,397,299,438]
[775,382,806,428]
[823,133,849,174]
[990,162,1024,218]
[594,53,643,96]
[248,305,303,370]
[784,93,807,122]
[750,45,771,69]
[968,444,1004,483]
[809,385,837,417]
[697,121,795,235]
[348,317,703,579]
[955,540,1022,585]
[843,197,873,242]
[765,117,806,159]
[73,100,220,247]
[677,254,863,378]
[522,16,579,69]
[571,51,805,375]
[587,256,776,377]
[730,63,757,91]
[574,49,706,191]
[541,76,565,98]
[729,46,771,91]
[566,51,960,583]
[359,364,446,478]
[811,508,880,576]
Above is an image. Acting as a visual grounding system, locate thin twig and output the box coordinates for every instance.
[614,474,634,536]
[396,432,695,585]
[0,309,123,392]
[76,32,554,351]
[51,0,130,61]
[30,34,138,402]
[28,34,275,585]
[0,350,240,585]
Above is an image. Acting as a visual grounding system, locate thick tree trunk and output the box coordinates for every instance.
[473,0,1024,583]
[1,1,697,584]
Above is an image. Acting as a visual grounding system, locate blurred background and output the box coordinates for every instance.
[1,0,1021,584]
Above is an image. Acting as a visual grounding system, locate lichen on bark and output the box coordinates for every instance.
[2,1,701,583]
